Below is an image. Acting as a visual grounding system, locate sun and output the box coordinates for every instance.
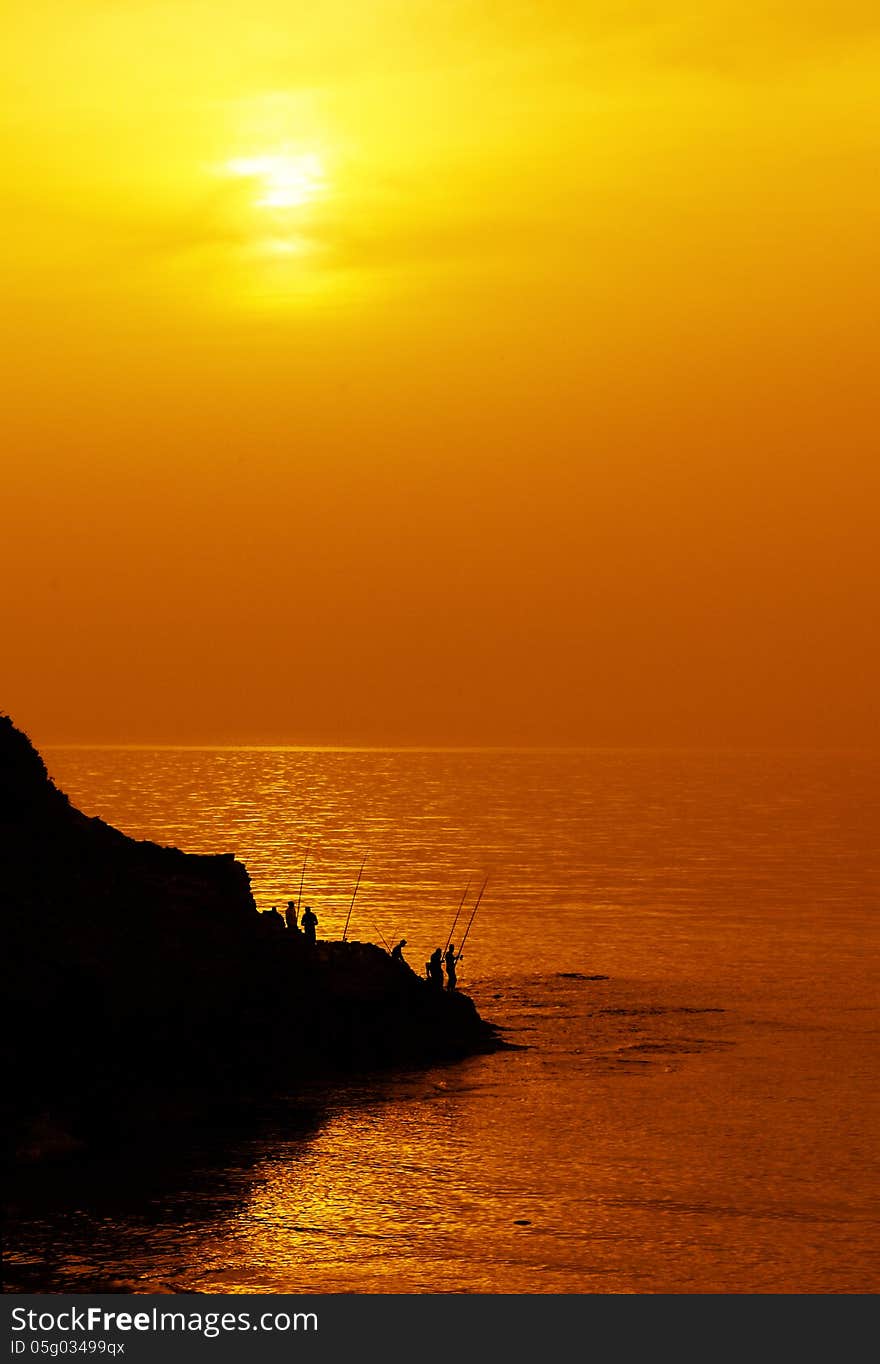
[214,137,342,306]
[226,149,327,211]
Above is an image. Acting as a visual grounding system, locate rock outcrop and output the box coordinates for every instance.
[1,715,499,1157]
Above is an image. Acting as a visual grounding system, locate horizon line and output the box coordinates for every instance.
[40,741,880,755]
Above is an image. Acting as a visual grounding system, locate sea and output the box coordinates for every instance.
[7,746,879,1293]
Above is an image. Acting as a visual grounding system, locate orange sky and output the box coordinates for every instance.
[2,3,878,746]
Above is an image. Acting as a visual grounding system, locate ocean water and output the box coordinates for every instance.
[7,747,879,1293]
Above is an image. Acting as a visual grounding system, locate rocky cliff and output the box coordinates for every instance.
[1,716,499,1157]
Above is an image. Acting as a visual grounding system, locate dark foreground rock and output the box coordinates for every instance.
[0,715,501,1159]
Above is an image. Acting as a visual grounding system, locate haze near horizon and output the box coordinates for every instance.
[2,3,878,748]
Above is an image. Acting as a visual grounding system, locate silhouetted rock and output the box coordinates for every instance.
[0,715,500,1159]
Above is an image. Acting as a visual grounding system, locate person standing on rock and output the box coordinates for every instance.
[285,900,300,933]
[301,904,318,946]
[427,947,443,987]
[445,943,458,991]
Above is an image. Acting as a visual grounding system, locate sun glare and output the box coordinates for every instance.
[210,141,345,307]
[226,150,327,210]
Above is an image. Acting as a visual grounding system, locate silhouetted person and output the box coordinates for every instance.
[301,904,318,946]
[445,943,458,991]
[285,900,300,933]
[390,938,407,964]
[427,947,443,988]
[263,905,284,933]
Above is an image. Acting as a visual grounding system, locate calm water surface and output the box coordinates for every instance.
[8,748,879,1292]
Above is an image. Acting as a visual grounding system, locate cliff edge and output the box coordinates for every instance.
[0,716,499,1157]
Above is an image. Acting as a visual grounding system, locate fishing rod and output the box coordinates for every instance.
[456,877,488,960]
[342,852,367,942]
[368,916,392,952]
[296,839,311,916]
[443,878,471,953]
